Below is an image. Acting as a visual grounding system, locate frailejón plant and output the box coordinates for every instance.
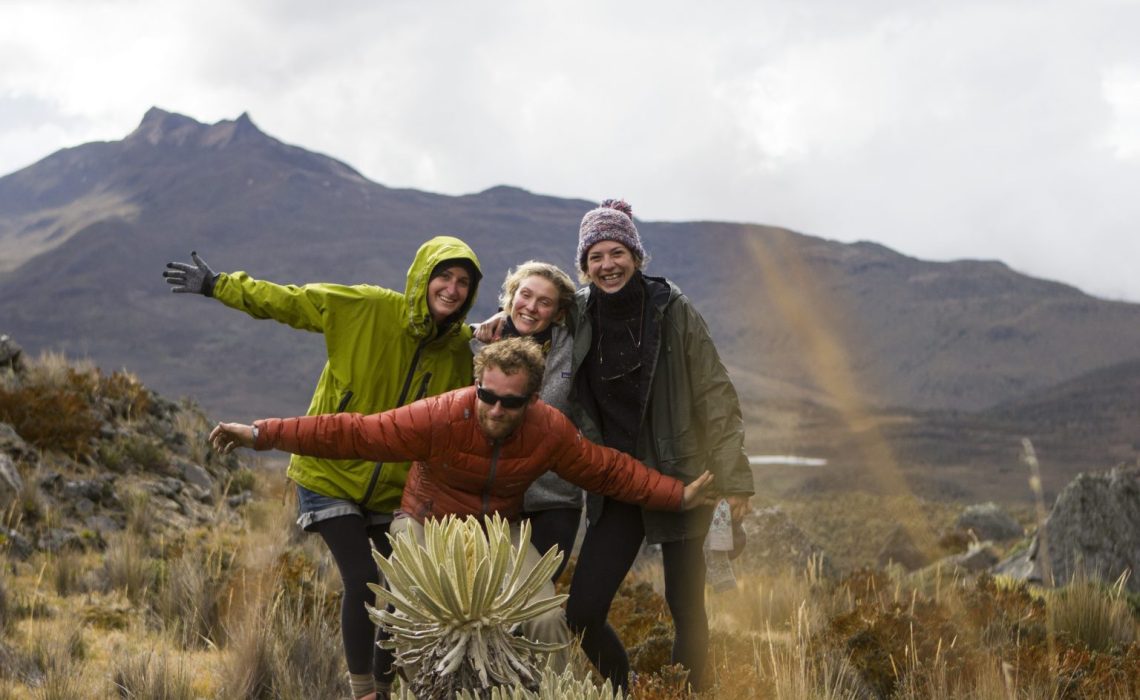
[368,514,568,698]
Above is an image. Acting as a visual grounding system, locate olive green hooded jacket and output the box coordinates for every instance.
[211,236,482,513]
[570,274,753,543]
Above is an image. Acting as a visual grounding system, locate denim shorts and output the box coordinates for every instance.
[295,484,394,532]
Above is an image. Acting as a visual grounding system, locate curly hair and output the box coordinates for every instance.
[473,336,546,397]
[498,261,576,322]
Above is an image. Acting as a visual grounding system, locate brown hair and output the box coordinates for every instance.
[498,261,576,322]
[473,336,546,396]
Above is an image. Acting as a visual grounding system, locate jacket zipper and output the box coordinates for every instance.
[481,441,502,515]
[361,338,429,506]
[336,390,354,412]
[414,372,432,401]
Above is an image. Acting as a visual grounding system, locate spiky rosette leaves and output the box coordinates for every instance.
[391,661,626,700]
[454,659,627,699]
[367,514,567,698]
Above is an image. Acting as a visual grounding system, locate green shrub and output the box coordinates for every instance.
[224,467,256,496]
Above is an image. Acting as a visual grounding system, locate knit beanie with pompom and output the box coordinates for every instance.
[576,199,646,274]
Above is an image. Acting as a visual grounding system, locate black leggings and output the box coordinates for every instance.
[522,507,582,582]
[313,516,394,683]
[565,498,709,692]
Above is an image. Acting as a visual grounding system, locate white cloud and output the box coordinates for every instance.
[1103,64,1140,158]
[1,0,1139,300]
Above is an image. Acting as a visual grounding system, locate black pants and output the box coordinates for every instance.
[522,507,582,582]
[565,498,709,692]
[313,516,395,684]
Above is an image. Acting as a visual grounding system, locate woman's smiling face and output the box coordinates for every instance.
[585,241,637,293]
[509,275,560,335]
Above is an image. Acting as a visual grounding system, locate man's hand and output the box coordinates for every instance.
[164,251,218,296]
[209,422,255,454]
[681,471,716,510]
[472,311,507,342]
[725,494,751,522]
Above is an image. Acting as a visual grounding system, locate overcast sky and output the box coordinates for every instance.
[2,0,1138,301]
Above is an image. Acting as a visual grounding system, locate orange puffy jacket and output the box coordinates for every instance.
[254,386,683,522]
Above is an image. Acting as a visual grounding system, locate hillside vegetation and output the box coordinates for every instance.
[2,353,1139,698]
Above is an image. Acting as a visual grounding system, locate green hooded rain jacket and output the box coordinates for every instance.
[211,236,482,513]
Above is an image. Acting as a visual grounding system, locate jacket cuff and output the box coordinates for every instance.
[252,419,270,450]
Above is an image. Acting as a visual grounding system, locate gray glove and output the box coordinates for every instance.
[164,251,218,297]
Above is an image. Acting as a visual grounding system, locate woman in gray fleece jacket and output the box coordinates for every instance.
[471,260,580,581]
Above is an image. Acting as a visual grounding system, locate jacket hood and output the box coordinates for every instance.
[404,236,483,339]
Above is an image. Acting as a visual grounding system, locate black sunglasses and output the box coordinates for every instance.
[476,385,531,409]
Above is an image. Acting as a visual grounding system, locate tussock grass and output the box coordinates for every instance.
[0,575,10,636]
[102,530,157,605]
[153,546,233,650]
[218,585,344,700]
[172,404,212,467]
[122,490,155,538]
[1048,572,1136,653]
[49,548,85,597]
[110,652,195,700]
[21,624,89,699]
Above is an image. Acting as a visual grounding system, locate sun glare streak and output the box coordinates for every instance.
[744,231,938,557]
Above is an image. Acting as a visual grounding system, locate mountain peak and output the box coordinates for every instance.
[127,107,268,149]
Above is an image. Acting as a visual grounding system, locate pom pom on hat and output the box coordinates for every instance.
[577,198,646,273]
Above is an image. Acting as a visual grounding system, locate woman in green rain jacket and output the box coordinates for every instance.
[164,236,481,700]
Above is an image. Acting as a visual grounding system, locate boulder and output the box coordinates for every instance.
[734,506,835,578]
[947,544,999,572]
[0,423,35,465]
[179,459,215,493]
[1,527,33,560]
[993,464,1140,591]
[0,454,21,496]
[955,502,1022,541]
[0,335,23,374]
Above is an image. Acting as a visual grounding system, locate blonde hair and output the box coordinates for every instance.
[473,337,546,396]
[498,261,576,322]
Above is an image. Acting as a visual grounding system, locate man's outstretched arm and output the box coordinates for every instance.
[209,402,436,462]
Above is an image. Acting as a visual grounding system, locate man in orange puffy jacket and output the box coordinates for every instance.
[209,336,715,669]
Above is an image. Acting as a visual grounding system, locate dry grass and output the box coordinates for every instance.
[101,530,158,605]
[610,555,1140,699]
[153,547,233,650]
[217,574,344,700]
[1048,572,1136,653]
[2,354,1137,700]
[48,549,84,598]
[172,404,212,467]
[0,356,101,459]
[110,652,195,699]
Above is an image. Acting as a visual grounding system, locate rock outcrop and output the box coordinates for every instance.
[0,336,250,560]
[955,502,1023,541]
[993,463,1140,591]
[734,506,836,579]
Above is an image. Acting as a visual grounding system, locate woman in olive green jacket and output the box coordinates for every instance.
[562,200,753,694]
[165,236,481,700]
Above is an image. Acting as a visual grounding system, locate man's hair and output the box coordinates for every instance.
[498,261,576,320]
[473,336,546,397]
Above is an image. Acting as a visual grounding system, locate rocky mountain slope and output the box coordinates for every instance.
[1,108,1138,502]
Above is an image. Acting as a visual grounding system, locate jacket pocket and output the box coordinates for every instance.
[654,432,703,479]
